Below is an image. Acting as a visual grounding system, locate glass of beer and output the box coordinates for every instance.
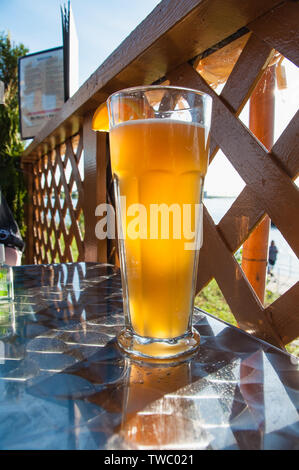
[107,86,212,360]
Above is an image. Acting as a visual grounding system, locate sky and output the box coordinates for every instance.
[1,0,161,86]
[1,0,298,196]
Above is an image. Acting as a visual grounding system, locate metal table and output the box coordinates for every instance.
[0,263,298,450]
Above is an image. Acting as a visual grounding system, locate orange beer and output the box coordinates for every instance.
[109,118,210,340]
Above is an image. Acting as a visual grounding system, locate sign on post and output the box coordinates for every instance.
[18,1,79,140]
[18,47,65,139]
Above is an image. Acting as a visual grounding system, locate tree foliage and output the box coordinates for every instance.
[0,32,29,236]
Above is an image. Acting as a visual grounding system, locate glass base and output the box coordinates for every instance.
[117,328,200,361]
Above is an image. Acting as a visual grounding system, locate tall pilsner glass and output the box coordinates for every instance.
[107,86,212,360]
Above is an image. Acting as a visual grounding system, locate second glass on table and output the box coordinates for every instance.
[107,86,212,360]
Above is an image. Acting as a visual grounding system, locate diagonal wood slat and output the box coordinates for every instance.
[271,110,299,179]
[209,32,274,159]
[220,33,273,114]
[66,140,84,202]
[248,1,299,68]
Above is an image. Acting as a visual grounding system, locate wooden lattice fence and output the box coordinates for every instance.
[22,0,299,350]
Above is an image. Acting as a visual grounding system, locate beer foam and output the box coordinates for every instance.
[112,118,207,131]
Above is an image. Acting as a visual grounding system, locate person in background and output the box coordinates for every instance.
[268,240,278,276]
[0,189,25,266]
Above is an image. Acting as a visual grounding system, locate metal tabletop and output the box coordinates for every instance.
[0,262,298,450]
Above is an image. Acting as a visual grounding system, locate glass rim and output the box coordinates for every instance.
[107,84,212,104]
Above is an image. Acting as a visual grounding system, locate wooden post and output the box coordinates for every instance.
[23,162,34,264]
[241,65,276,303]
[83,111,107,263]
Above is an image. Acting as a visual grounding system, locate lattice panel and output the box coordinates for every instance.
[31,133,84,264]
[164,4,299,349]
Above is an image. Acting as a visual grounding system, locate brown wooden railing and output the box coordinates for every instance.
[21,0,299,350]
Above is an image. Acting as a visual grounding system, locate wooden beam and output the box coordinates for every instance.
[248,1,299,68]
[23,163,34,264]
[241,64,276,303]
[83,112,107,263]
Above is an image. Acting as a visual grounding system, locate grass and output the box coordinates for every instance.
[195,279,237,327]
[285,340,299,357]
[195,279,298,357]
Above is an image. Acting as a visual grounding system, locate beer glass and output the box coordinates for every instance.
[107,86,212,360]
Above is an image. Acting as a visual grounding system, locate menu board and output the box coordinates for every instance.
[18,47,64,139]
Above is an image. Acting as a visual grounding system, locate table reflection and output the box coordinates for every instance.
[117,359,207,449]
